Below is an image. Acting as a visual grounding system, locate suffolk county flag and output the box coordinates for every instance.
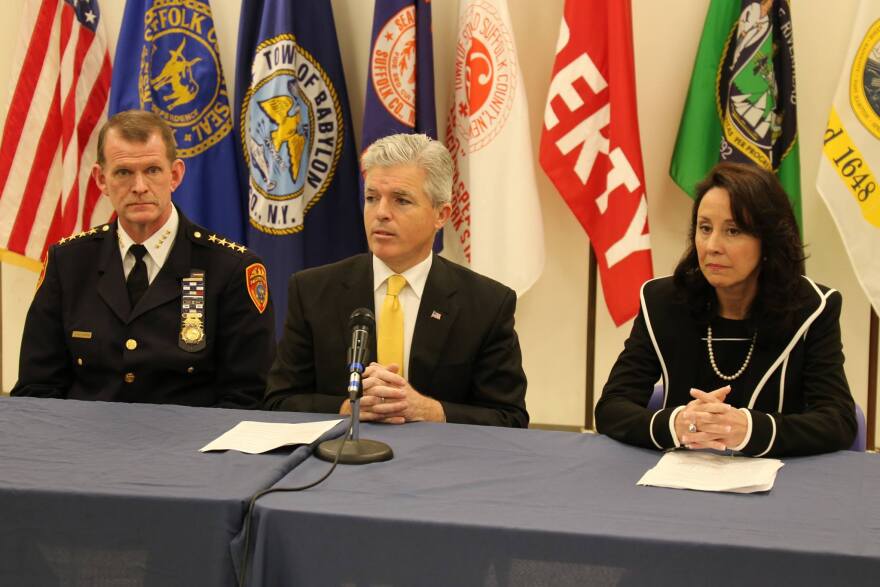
[445,0,544,295]
[817,0,880,315]
[540,0,652,326]
[670,0,801,227]
[363,0,441,251]
[235,0,366,332]
[110,0,245,243]
[0,0,112,270]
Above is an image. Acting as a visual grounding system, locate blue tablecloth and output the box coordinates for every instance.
[0,397,341,586]
[3,397,879,586]
[246,422,880,586]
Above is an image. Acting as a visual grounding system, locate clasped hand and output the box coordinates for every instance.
[674,386,748,450]
[339,362,445,424]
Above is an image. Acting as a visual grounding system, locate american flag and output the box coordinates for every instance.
[0,0,112,269]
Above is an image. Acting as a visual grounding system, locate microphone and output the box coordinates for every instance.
[315,308,393,464]
[346,307,374,400]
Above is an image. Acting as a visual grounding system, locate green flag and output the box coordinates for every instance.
[670,0,801,227]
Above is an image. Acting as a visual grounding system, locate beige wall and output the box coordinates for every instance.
[1,0,876,442]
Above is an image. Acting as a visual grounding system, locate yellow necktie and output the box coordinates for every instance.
[378,274,406,376]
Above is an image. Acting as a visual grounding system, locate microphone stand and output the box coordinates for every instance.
[316,362,394,464]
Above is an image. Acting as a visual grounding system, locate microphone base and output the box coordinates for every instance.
[315,437,394,464]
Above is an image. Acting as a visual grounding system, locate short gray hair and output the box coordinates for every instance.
[361,134,453,206]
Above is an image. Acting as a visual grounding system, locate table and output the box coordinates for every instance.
[246,422,880,586]
[0,397,341,586]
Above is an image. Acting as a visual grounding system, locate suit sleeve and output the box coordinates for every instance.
[11,247,72,398]
[595,308,675,450]
[263,273,345,414]
[213,255,276,409]
[438,288,529,428]
[740,290,857,457]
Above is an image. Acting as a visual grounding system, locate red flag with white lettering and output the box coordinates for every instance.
[539,0,652,325]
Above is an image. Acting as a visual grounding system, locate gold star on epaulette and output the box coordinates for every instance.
[57,228,97,245]
[236,244,246,253]
[208,234,218,243]
[217,237,228,247]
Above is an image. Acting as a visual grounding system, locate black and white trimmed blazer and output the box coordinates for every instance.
[595,276,856,457]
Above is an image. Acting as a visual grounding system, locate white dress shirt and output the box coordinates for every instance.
[372,253,433,375]
[118,206,179,284]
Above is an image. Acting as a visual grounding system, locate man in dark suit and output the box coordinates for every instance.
[12,110,275,408]
[263,134,528,427]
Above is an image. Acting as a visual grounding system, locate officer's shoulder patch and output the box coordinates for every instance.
[205,233,248,254]
[56,224,109,246]
[245,263,269,314]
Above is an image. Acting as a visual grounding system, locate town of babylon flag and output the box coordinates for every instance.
[445,0,544,296]
[235,0,366,333]
[669,0,801,226]
[817,0,880,315]
[0,0,112,269]
[109,0,245,243]
[363,0,441,251]
[539,0,652,326]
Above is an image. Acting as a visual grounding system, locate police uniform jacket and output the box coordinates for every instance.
[595,276,856,457]
[263,253,528,427]
[12,211,275,408]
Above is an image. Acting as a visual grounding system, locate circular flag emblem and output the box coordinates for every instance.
[138,0,231,157]
[371,6,417,126]
[240,35,344,235]
[851,18,880,139]
[449,0,516,154]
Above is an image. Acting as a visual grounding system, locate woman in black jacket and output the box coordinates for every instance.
[596,162,856,457]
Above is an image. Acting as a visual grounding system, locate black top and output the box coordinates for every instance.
[12,210,276,408]
[263,253,529,427]
[595,276,856,457]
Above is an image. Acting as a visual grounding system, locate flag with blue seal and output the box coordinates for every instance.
[109,0,245,243]
[363,0,440,251]
[235,0,366,333]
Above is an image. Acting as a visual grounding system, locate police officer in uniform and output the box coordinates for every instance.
[11,110,275,408]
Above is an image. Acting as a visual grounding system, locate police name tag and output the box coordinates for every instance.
[180,270,206,352]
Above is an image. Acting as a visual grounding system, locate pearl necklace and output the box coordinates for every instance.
[706,324,756,381]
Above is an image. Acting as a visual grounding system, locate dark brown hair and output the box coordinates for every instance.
[673,162,807,328]
[96,110,176,165]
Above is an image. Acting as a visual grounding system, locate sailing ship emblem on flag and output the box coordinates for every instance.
[240,34,344,236]
[447,0,516,155]
[371,6,418,126]
[137,0,232,158]
[719,0,796,170]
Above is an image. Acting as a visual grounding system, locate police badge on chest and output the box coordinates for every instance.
[180,270,206,352]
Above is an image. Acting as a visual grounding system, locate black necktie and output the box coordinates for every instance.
[127,244,149,308]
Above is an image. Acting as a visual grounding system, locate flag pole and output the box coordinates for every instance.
[868,309,878,450]
[584,247,597,431]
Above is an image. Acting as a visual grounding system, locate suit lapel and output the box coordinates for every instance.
[409,256,458,387]
[129,215,192,322]
[338,255,377,360]
[96,222,131,323]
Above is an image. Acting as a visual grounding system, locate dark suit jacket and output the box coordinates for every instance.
[595,276,856,457]
[11,211,275,408]
[263,254,528,427]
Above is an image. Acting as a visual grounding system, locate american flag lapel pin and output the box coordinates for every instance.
[430,310,442,320]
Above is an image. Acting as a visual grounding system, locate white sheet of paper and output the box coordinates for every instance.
[637,450,784,493]
[199,419,343,454]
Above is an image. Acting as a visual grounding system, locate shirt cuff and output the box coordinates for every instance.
[729,407,753,452]
[668,405,686,448]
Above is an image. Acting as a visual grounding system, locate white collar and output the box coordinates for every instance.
[118,206,178,266]
[372,253,433,299]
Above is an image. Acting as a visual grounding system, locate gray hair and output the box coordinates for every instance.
[361,133,453,206]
